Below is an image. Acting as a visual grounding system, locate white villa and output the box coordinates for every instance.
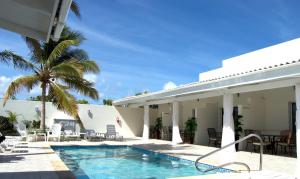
[1,1,300,178]
[113,38,300,158]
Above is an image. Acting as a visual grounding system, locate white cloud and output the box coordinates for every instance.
[163,81,177,90]
[0,76,12,95]
[69,21,166,56]
[29,86,41,95]
[84,74,98,83]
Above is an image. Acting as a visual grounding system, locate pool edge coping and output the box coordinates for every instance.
[50,143,234,178]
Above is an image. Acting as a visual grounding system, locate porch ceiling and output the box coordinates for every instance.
[0,0,72,42]
[113,59,300,107]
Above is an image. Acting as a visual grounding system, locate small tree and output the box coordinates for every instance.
[135,91,148,96]
[77,99,89,104]
[154,117,162,139]
[103,99,113,106]
[5,110,19,124]
[184,117,197,144]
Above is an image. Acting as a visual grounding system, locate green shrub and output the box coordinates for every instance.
[22,120,32,129]
[0,116,17,135]
[32,120,41,129]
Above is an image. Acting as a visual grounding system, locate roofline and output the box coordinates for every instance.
[113,59,300,106]
[46,0,72,42]
[50,0,72,42]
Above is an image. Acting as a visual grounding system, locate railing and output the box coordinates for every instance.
[195,134,263,173]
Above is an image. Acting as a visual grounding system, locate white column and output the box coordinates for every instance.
[172,101,183,145]
[295,84,300,158]
[221,93,236,153]
[142,105,150,141]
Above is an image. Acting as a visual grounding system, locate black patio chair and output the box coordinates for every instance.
[207,128,221,147]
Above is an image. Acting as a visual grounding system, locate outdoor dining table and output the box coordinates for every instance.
[260,133,281,154]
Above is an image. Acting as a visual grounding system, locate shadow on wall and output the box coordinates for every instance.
[115,107,144,137]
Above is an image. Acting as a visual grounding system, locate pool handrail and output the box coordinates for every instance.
[194,134,263,173]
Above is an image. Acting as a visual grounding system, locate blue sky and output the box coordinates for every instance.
[1,0,300,103]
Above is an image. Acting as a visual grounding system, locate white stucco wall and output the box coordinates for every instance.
[199,38,300,81]
[0,99,144,137]
[264,87,294,131]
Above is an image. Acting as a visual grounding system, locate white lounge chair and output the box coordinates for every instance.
[84,129,105,141]
[0,132,28,153]
[15,122,28,141]
[63,130,80,141]
[47,124,62,142]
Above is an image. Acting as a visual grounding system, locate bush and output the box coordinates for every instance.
[32,120,41,129]
[0,116,17,135]
[22,120,32,129]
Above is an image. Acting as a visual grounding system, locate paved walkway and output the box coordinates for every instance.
[0,138,299,178]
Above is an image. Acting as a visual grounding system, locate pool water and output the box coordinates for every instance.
[52,146,231,179]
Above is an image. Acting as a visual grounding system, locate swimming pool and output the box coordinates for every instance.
[52,145,231,179]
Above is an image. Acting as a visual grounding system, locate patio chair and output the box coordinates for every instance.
[47,124,62,142]
[207,128,221,147]
[252,130,271,153]
[105,125,123,141]
[244,129,254,151]
[84,129,104,141]
[276,130,296,155]
[161,126,170,140]
[63,130,80,141]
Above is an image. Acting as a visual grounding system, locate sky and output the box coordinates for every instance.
[1,0,300,104]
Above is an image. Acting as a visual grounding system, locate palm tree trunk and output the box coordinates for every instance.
[75,115,85,132]
[40,84,46,131]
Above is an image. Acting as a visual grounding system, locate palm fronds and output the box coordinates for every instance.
[70,1,81,19]
[3,75,39,105]
[0,51,36,71]
[47,40,79,63]
[1,26,100,131]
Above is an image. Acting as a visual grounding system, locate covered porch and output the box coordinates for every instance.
[145,87,296,157]
[114,60,300,159]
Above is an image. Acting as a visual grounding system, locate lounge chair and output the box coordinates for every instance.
[63,130,80,141]
[15,122,28,141]
[47,124,62,142]
[84,129,104,141]
[0,132,28,153]
[105,125,123,141]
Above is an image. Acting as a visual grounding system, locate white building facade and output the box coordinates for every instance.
[114,38,300,158]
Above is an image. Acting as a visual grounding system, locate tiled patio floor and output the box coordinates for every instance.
[0,138,299,178]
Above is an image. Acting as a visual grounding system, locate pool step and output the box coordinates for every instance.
[168,171,296,179]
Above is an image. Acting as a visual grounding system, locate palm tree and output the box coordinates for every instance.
[0,28,99,131]
[70,0,81,19]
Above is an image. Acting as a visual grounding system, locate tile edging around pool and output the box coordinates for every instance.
[50,143,233,174]
[130,145,233,173]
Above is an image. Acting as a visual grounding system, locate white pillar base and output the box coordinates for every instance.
[142,105,150,142]
[221,93,236,162]
[172,101,183,145]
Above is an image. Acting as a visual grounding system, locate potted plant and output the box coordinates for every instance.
[184,117,197,144]
[154,117,162,139]
[233,114,243,150]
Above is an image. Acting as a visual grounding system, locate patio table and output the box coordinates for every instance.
[260,133,280,154]
[35,132,46,142]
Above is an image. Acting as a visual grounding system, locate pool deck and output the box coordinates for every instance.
[0,137,299,179]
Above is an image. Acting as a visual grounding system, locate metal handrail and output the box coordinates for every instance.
[195,134,263,172]
[204,162,250,173]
